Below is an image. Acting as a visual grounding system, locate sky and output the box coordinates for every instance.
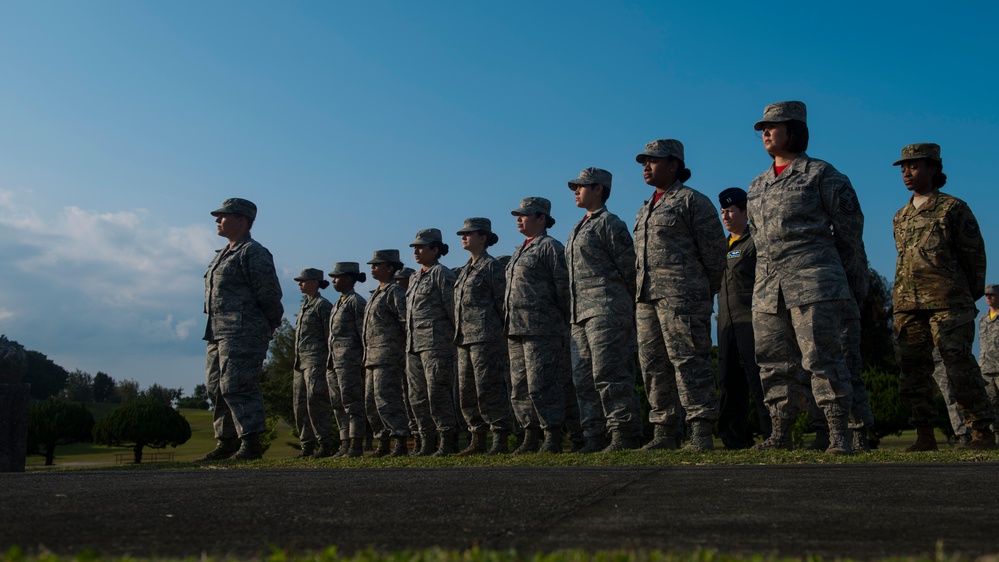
[2,2,997,395]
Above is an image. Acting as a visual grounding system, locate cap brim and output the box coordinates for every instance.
[892,155,937,166]
[511,208,529,216]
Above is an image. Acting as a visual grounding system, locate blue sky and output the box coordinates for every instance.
[2,2,996,394]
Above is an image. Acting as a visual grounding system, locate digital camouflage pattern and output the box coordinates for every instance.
[454,252,506,345]
[892,142,941,166]
[294,294,334,447]
[980,309,999,375]
[753,100,807,131]
[327,290,367,440]
[565,207,637,323]
[504,232,570,336]
[508,334,565,431]
[362,282,410,437]
[893,190,986,311]
[406,264,459,435]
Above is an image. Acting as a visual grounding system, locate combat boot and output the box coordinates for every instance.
[756,420,793,451]
[232,433,263,461]
[569,433,587,453]
[825,427,854,455]
[371,437,392,458]
[390,436,409,457]
[966,423,997,450]
[642,424,679,451]
[345,437,364,458]
[538,427,564,454]
[807,429,830,451]
[434,431,458,457]
[906,425,938,452]
[414,432,437,456]
[485,431,510,455]
[852,427,871,453]
[683,421,714,451]
[313,441,336,458]
[197,437,239,462]
[575,434,610,454]
[456,432,487,456]
[296,442,316,458]
[513,428,541,454]
[412,434,422,456]
[600,431,640,453]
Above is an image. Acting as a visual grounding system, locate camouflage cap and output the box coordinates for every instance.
[410,228,443,247]
[328,262,361,277]
[367,249,402,265]
[753,101,807,131]
[718,187,747,208]
[985,284,999,296]
[892,143,942,166]
[635,139,684,164]
[568,167,613,190]
[394,267,416,280]
[456,217,493,235]
[293,268,324,282]
[511,197,552,217]
[210,198,258,220]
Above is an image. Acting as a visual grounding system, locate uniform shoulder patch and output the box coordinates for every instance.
[964,218,980,238]
[838,189,860,215]
[727,250,741,259]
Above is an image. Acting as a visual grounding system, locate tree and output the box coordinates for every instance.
[60,369,94,402]
[176,384,210,410]
[260,318,296,426]
[92,398,191,463]
[23,350,69,400]
[92,372,117,403]
[859,266,897,372]
[115,378,140,403]
[26,397,95,466]
[141,383,182,406]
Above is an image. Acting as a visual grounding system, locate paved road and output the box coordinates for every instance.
[3,464,997,559]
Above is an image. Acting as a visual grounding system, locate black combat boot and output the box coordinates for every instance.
[313,441,336,458]
[390,435,409,457]
[906,425,937,451]
[414,432,437,456]
[232,433,263,460]
[642,425,679,450]
[197,437,239,462]
[345,437,364,458]
[434,431,458,457]
[575,434,610,454]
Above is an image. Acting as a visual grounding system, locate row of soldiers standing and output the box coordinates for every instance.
[198,100,997,461]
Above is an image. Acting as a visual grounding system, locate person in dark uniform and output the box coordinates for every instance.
[715,188,769,449]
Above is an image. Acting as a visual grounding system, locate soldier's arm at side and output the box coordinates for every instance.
[951,203,987,301]
[691,194,727,296]
[824,171,870,302]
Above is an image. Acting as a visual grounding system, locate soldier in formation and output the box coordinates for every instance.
[291,268,335,458]
[326,262,368,458]
[981,285,999,445]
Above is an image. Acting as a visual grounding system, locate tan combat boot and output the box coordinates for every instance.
[906,425,938,452]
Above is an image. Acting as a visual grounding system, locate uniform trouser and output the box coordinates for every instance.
[894,308,995,427]
[984,372,999,432]
[406,349,458,435]
[560,335,583,439]
[806,307,876,432]
[364,363,410,438]
[570,315,642,438]
[933,355,969,437]
[206,336,268,439]
[293,363,334,446]
[327,353,366,440]
[637,298,718,427]
[508,334,566,431]
[717,320,769,449]
[753,296,853,427]
[457,340,514,434]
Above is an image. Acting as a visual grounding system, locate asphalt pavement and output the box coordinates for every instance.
[2,464,998,559]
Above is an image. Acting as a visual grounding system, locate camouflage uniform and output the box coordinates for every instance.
[893,181,992,427]
[980,288,999,432]
[363,278,411,438]
[505,230,570,432]
[204,233,283,440]
[327,289,367,441]
[454,249,514,434]
[293,285,335,450]
[566,204,642,440]
[747,153,866,432]
[406,261,459,436]
[634,179,726,429]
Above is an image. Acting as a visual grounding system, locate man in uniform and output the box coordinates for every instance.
[200,198,284,461]
[980,285,999,445]
[893,142,995,450]
[715,187,769,449]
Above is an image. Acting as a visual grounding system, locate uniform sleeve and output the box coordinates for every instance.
[490,259,506,319]
[546,240,571,323]
[353,296,367,340]
[691,194,727,296]
[951,203,987,300]
[822,170,870,302]
[244,245,285,332]
[391,286,407,334]
[439,267,457,329]
[608,218,638,301]
[319,298,333,343]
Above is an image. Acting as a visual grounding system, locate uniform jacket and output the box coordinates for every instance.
[893,189,986,311]
[328,290,366,367]
[565,207,637,324]
[362,283,407,367]
[718,231,756,329]
[203,235,284,341]
[454,251,505,345]
[633,181,726,303]
[747,154,868,313]
[980,312,999,374]
[294,294,332,369]
[504,231,570,336]
[405,263,457,353]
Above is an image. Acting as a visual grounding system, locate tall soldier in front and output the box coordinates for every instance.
[201,198,284,461]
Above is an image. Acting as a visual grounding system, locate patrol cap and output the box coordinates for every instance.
[511,197,552,217]
[718,188,748,208]
[754,101,807,131]
[985,284,999,296]
[328,262,367,283]
[293,268,324,282]
[394,266,416,280]
[456,217,499,246]
[893,143,942,166]
[367,249,402,265]
[636,139,684,164]
[410,228,444,247]
[568,168,612,190]
[210,198,257,220]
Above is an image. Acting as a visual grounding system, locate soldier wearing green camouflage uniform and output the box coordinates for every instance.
[892,143,995,450]
[292,268,335,458]
[453,218,514,455]
[748,101,868,454]
[406,228,460,456]
[980,285,999,443]
[200,198,284,461]
[326,262,368,458]
[363,249,411,457]
[633,140,727,451]
[506,197,570,454]
[565,168,642,453]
